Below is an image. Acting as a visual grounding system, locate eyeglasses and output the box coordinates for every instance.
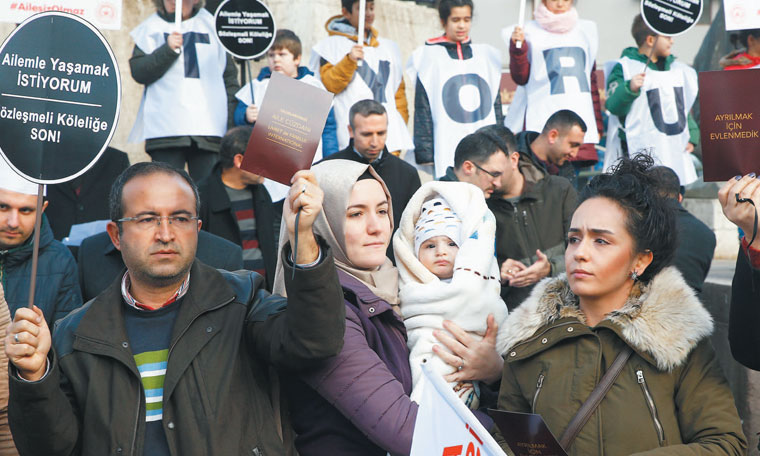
[471,162,502,178]
[116,215,199,231]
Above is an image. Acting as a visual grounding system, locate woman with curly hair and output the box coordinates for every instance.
[496,155,746,455]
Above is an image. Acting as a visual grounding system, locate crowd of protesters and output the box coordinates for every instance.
[0,0,758,454]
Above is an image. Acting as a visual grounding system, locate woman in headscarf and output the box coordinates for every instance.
[275,159,503,455]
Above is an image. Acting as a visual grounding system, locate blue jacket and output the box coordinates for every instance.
[0,215,82,326]
[234,66,339,157]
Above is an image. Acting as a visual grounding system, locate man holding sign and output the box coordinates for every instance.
[5,162,345,455]
[310,0,413,155]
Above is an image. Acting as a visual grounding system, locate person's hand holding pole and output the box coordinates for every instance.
[285,171,324,265]
[6,305,51,382]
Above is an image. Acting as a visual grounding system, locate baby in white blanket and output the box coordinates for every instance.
[393,181,510,409]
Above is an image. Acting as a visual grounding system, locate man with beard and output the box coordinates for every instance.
[0,162,81,325]
[5,162,345,455]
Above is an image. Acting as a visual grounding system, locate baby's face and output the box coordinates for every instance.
[418,236,459,280]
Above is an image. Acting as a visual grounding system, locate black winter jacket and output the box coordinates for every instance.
[197,166,278,290]
[46,147,130,241]
[488,154,577,310]
[9,241,344,455]
[729,246,760,370]
[0,215,82,326]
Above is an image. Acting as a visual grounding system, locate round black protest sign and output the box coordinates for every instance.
[641,0,703,36]
[214,0,277,60]
[0,12,120,184]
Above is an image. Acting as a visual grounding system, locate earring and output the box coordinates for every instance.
[630,271,639,281]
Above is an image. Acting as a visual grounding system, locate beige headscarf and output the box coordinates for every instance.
[273,159,399,305]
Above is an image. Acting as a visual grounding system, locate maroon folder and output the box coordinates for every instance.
[489,410,568,456]
[699,69,760,182]
[241,71,334,185]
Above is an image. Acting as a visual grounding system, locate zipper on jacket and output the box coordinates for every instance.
[532,372,545,413]
[636,369,665,446]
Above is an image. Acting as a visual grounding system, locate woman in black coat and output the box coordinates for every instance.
[719,173,760,370]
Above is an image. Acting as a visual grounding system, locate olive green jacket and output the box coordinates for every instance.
[497,267,746,455]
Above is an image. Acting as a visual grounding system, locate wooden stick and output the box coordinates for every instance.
[357,0,365,67]
[516,0,526,49]
[26,184,44,309]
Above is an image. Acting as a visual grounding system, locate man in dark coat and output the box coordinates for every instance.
[649,166,716,294]
[197,126,278,290]
[481,125,577,311]
[513,109,587,184]
[6,161,344,455]
[0,163,82,326]
[45,147,130,241]
[78,230,243,302]
[322,99,421,263]
[718,174,760,371]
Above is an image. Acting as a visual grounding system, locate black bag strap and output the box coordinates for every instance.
[558,345,634,450]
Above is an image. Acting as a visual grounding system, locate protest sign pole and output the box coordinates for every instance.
[357,0,365,67]
[516,0,526,49]
[26,184,45,309]
[246,60,255,106]
[175,0,182,30]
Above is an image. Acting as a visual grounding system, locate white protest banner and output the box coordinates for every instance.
[724,0,760,31]
[0,1,122,30]
[410,363,506,456]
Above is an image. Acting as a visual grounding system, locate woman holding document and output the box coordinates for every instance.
[495,156,746,455]
[274,160,503,456]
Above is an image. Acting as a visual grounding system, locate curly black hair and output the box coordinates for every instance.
[578,155,677,283]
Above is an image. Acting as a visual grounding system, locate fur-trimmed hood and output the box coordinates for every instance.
[502,266,713,371]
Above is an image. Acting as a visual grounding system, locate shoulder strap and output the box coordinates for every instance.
[558,345,634,450]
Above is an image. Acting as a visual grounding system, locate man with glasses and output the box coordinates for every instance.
[439,131,508,199]
[478,124,578,311]
[5,162,345,455]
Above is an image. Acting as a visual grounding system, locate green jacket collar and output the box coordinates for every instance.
[620,46,676,71]
[503,267,713,371]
